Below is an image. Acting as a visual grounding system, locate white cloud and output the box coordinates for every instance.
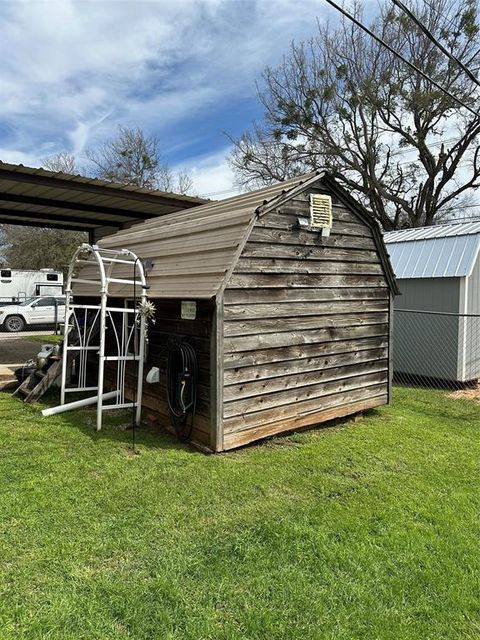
[0,0,326,167]
[0,147,36,166]
[177,147,240,198]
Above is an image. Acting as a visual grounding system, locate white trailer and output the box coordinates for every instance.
[0,268,63,304]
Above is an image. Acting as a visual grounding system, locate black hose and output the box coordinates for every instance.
[166,341,198,441]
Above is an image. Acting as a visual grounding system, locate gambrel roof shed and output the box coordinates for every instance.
[72,171,398,451]
[92,171,398,299]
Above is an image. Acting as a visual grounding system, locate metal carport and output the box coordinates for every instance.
[0,161,207,241]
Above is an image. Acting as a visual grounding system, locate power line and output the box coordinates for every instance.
[391,0,480,89]
[323,0,480,118]
[420,0,463,34]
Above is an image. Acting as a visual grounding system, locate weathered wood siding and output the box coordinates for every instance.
[222,187,391,450]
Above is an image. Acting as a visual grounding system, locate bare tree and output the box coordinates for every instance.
[42,152,77,174]
[229,0,480,229]
[85,126,193,194]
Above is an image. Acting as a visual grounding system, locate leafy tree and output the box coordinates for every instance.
[229,0,480,229]
[0,225,86,276]
[86,126,193,194]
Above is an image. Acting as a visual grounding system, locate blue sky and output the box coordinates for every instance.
[0,0,338,197]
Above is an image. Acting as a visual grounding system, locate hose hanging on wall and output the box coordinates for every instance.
[166,341,198,441]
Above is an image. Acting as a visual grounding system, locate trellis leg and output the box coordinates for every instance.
[136,312,146,426]
[96,258,108,431]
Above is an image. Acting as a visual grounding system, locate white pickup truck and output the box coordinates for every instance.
[0,296,66,332]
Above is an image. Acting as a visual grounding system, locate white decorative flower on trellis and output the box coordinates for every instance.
[138,300,156,324]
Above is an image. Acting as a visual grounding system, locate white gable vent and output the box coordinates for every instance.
[309,194,333,236]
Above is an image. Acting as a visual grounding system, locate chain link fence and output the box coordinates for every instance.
[393,309,480,394]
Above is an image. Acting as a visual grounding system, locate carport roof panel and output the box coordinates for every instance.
[0,161,208,231]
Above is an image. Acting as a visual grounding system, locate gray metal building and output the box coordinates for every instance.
[385,222,480,382]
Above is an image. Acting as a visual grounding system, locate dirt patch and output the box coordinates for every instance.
[0,337,40,365]
[448,383,480,403]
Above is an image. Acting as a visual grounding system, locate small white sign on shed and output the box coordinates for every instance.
[181,300,197,320]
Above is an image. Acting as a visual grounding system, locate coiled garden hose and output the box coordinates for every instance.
[166,341,198,441]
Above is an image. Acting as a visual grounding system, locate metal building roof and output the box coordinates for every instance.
[384,222,480,278]
[0,160,207,234]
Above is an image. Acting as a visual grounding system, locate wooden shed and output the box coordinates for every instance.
[73,171,398,451]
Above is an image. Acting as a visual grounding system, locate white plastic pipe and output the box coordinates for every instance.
[42,390,120,417]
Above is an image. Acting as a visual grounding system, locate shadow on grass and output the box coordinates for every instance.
[392,385,480,425]
[4,388,197,455]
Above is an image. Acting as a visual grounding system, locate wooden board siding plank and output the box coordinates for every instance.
[224,336,389,369]
[242,243,380,263]
[228,273,388,289]
[224,313,389,338]
[224,347,388,384]
[224,323,389,353]
[224,370,388,418]
[223,382,388,433]
[235,258,384,275]
[224,359,388,402]
[255,218,369,237]
[242,240,378,263]
[224,287,389,305]
[223,394,388,450]
[249,227,376,250]
[224,300,388,320]
[276,203,361,225]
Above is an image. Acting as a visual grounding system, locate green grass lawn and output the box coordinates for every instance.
[0,388,478,640]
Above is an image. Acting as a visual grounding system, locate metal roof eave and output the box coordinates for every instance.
[0,161,208,232]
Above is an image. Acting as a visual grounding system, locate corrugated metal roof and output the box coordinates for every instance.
[384,222,480,279]
[384,221,480,242]
[84,172,321,299]
[0,160,207,233]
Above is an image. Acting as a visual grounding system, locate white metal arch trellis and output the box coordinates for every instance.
[58,243,148,430]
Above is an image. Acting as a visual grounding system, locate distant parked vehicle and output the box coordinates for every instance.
[0,296,66,332]
[0,268,63,306]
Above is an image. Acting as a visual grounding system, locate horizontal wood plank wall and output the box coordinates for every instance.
[222,186,390,450]
[103,298,214,448]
